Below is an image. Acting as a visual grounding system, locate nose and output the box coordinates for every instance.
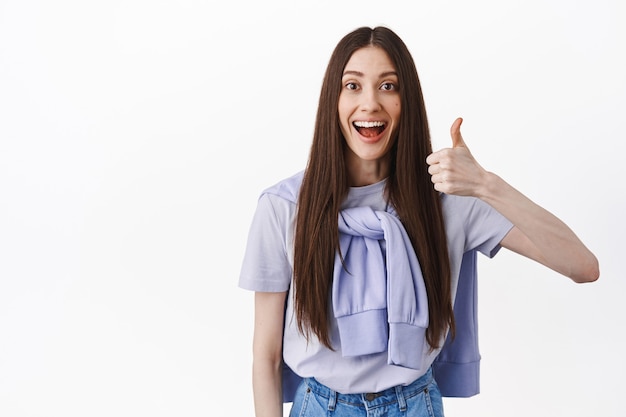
[360,87,382,112]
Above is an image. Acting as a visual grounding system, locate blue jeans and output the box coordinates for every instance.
[289,367,444,417]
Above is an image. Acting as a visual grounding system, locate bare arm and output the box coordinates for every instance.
[427,118,599,283]
[252,291,287,417]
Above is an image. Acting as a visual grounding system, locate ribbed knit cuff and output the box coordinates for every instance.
[336,309,388,356]
[432,359,480,397]
[387,322,427,370]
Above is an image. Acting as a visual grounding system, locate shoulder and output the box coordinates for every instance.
[261,171,304,204]
[439,192,503,235]
[440,193,495,217]
[252,171,303,229]
[440,192,513,255]
[440,193,479,216]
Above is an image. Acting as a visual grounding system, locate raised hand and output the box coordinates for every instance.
[426,117,488,197]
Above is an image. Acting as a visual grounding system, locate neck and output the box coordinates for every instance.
[345,154,389,187]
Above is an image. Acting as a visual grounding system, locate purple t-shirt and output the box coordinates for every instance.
[239,171,513,397]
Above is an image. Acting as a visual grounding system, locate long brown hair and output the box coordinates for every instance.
[293,26,454,350]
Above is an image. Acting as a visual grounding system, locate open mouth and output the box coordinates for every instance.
[353,121,386,138]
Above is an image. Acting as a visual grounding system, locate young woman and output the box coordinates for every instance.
[239,26,599,417]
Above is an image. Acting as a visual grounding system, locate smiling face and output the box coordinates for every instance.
[338,46,401,185]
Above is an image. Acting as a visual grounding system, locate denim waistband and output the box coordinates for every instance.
[303,367,433,409]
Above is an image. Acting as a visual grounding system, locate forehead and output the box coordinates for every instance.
[343,46,396,77]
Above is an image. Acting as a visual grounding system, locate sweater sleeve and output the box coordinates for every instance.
[433,194,515,398]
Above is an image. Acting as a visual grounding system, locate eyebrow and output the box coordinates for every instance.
[342,70,398,78]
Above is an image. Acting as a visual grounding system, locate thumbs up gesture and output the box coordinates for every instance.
[426,117,488,196]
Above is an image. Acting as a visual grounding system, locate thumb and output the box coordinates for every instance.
[450,117,466,148]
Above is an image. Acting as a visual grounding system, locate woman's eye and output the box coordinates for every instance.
[345,82,358,90]
[381,82,396,91]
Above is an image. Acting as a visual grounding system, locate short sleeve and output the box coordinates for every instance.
[238,193,294,292]
[463,197,514,258]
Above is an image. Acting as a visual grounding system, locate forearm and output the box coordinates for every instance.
[252,291,288,417]
[479,172,599,282]
[252,358,283,417]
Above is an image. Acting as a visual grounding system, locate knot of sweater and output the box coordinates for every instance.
[333,206,429,370]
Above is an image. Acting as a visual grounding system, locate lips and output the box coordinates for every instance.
[353,120,386,138]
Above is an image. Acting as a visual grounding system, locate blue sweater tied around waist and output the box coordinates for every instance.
[334,206,428,371]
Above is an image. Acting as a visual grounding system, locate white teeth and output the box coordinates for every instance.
[353,121,385,128]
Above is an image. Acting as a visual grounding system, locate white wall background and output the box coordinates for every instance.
[1,0,624,416]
